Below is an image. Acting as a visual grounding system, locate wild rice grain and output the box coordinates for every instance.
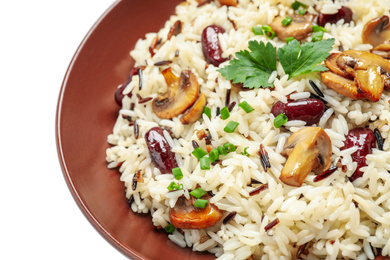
[137,67,143,90]
[374,128,384,151]
[134,120,139,139]
[223,211,237,224]
[313,165,338,182]
[225,89,231,107]
[309,80,324,97]
[154,60,172,66]
[264,218,279,231]
[249,184,269,196]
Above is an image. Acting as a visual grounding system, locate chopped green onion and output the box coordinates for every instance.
[164,223,176,233]
[261,25,276,39]
[203,106,211,119]
[274,113,288,128]
[285,37,295,43]
[209,148,219,163]
[172,167,183,180]
[241,147,250,157]
[252,26,264,35]
[200,157,210,170]
[282,17,292,26]
[192,147,207,159]
[312,25,327,32]
[223,142,236,152]
[252,25,275,39]
[167,182,183,191]
[291,1,306,10]
[298,8,307,15]
[238,101,254,113]
[194,199,208,208]
[218,146,228,156]
[312,31,324,42]
[190,188,207,198]
[224,121,239,133]
[220,106,230,120]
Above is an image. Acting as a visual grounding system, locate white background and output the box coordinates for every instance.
[0,1,127,259]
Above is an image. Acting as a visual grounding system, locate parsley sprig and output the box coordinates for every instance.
[218,38,335,89]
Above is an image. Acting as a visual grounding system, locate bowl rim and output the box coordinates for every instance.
[55,1,140,259]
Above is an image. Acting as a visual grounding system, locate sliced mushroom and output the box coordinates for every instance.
[338,50,390,76]
[355,65,385,101]
[280,127,332,187]
[321,71,364,100]
[180,92,206,124]
[362,15,390,48]
[152,68,199,119]
[371,40,390,59]
[169,192,223,229]
[324,53,350,78]
[270,14,316,42]
[321,49,390,101]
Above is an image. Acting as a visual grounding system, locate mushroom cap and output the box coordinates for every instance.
[152,68,199,119]
[180,92,206,124]
[169,193,223,229]
[362,15,390,48]
[280,127,332,187]
[270,14,315,42]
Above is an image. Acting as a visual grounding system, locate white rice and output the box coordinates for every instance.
[106,0,390,259]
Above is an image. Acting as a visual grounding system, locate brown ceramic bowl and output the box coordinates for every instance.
[56,1,214,259]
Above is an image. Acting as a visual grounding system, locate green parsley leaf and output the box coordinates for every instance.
[277,38,335,79]
[218,41,277,89]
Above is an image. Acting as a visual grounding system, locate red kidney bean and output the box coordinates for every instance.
[271,98,325,125]
[201,25,227,67]
[145,127,178,174]
[341,128,375,182]
[115,67,139,107]
[317,6,353,27]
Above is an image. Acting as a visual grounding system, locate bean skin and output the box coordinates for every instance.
[341,128,375,182]
[271,98,325,125]
[145,127,178,174]
[201,25,227,67]
[317,6,353,27]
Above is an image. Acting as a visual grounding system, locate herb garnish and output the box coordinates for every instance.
[218,38,335,89]
[278,38,334,78]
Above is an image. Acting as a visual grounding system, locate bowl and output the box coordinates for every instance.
[56,1,214,259]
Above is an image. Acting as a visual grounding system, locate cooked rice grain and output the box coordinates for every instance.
[106,0,390,259]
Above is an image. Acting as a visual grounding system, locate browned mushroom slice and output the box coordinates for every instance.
[180,92,206,124]
[321,71,365,100]
[152,68,199,119]
[338,50,390,76]
[217,0,238,6]
[169,193,223,229]
[270,14,316,42]
[371,41,390,59]
[362,15,390,48]
[325,53,350,78]
[280,127,332,187]
[322,50,390,100]
[355,65,385,102]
